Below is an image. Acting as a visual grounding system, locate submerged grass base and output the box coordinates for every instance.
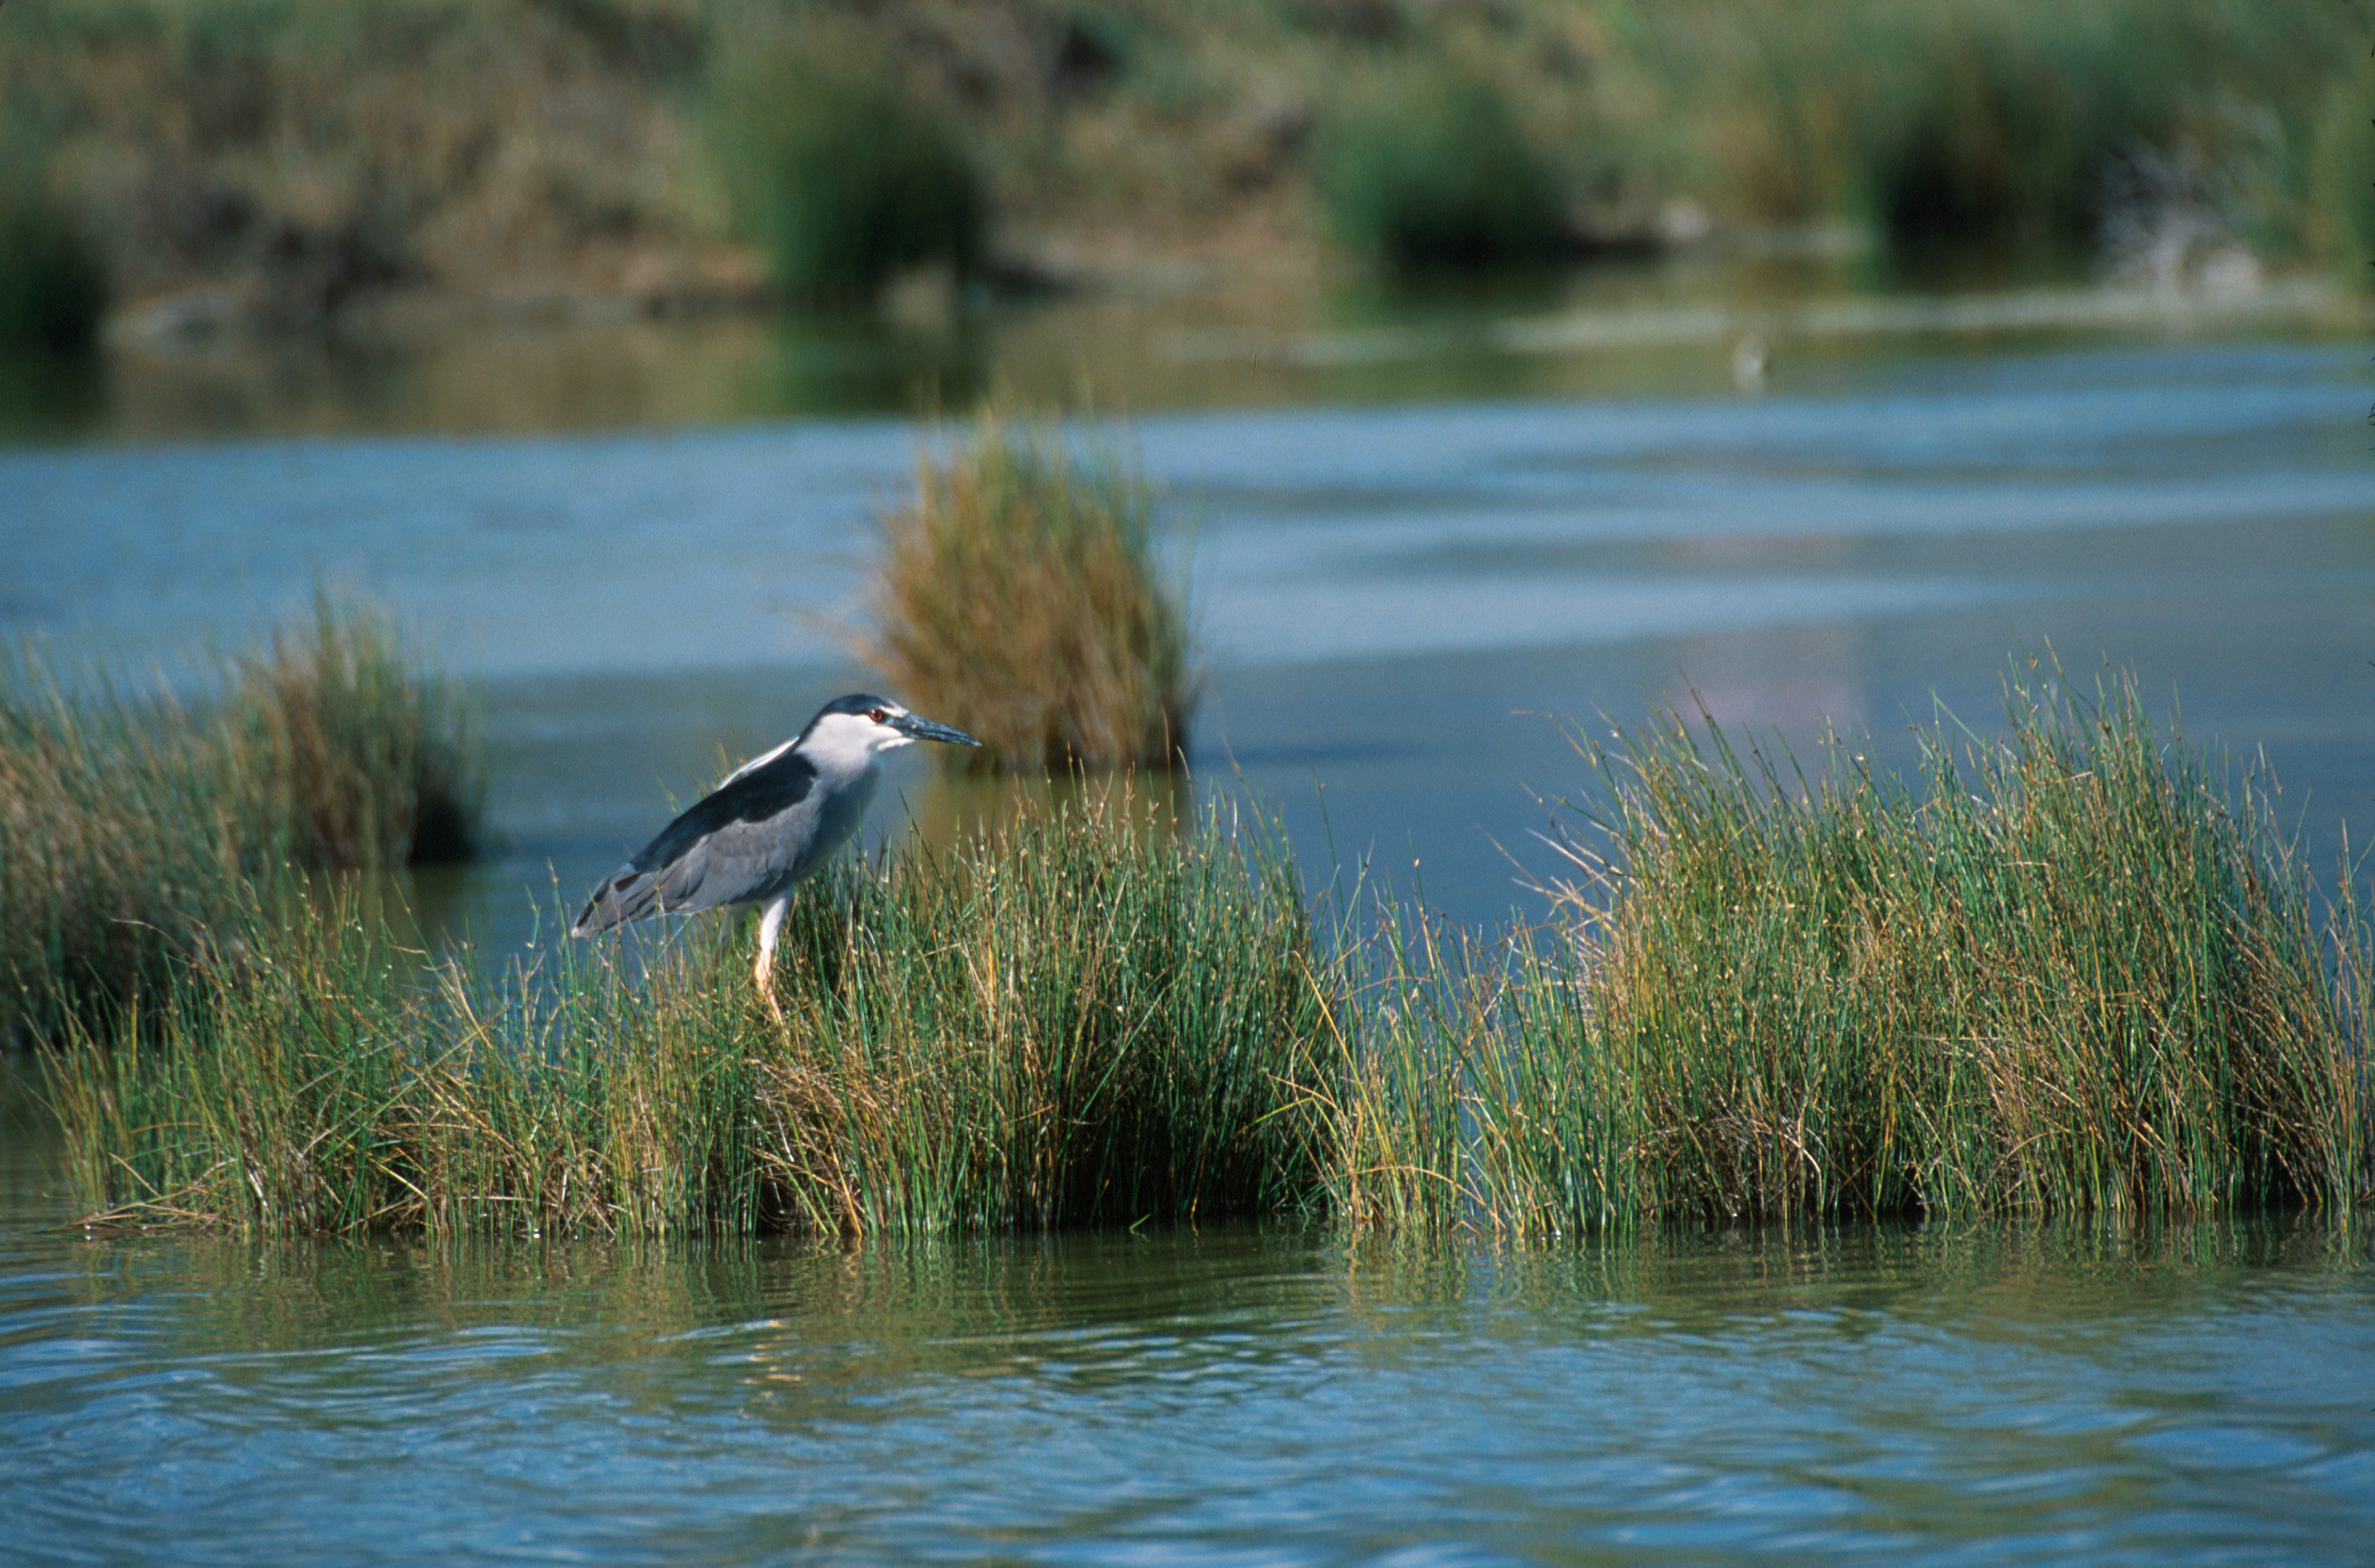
[42,663,2375,1239]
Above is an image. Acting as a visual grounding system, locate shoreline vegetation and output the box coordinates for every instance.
[1,594,483,1047]
[3,0,2370,352]
[25,619,2373,1237]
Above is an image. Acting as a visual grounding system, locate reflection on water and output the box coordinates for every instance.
[16,250,2355,447]
[2,1070,2369,1568]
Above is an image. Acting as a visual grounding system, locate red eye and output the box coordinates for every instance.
[869,709,888,722]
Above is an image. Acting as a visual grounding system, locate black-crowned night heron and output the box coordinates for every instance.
[571,693,980,1014]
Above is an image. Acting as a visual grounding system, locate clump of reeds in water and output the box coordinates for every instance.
[861,413,1194,774]
[1,594,481,1042]
[49,793,1334,1237]
[219,595,481,870]
[1338,662,2373,1234]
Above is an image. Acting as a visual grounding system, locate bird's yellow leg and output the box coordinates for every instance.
[756,896,791,1025]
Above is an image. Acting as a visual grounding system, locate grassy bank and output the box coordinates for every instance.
[1,595,481,1044]
[42,661,2374,1237]
[4,0,2361,340]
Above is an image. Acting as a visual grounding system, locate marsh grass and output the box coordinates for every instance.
[220,596,482,868]
[41,654,2374,1238]
[1,594,480,1041]
[704,13,983,307]
[0,167,106,353]
[1311,63,1568,273]
[859,413,1194,774]
[51,794,1336,1236]
[1332,663,2372,1235]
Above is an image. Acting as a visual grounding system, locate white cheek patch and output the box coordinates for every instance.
[802,711,899,771]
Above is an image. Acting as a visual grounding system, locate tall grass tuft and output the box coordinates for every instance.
[0,165,106,353]
[218,594,482,869]
[859,412,1194,773]
[1,594,481,1042]
[1550,663,2365,1224]
[704,15,984,307]
[748,796,1330,1232]
[48,794,1336,1236]
[1312,63,1567,273]
[1859,14,2145,257]
[1327,663,2371,1234]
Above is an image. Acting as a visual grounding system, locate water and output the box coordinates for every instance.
[7,320,2374,933]
[3,1083,2370,1567]
[7,273,2375,1561]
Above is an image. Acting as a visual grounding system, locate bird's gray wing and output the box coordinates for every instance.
[572,750,826,935]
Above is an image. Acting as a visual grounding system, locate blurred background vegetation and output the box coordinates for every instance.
[1,0,2368,347]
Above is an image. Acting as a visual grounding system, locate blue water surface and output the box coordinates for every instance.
[3,1131,2370,1568]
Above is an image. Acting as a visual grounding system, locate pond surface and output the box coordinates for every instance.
[3,1069,2371,1567]
[7,292,2375,933]
[6,267,2375,1563]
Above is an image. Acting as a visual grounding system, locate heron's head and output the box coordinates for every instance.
[800,694,983,767]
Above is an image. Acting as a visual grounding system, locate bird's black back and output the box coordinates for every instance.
[630,747,819,872]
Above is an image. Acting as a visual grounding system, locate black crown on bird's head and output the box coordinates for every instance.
[806,693,899,728]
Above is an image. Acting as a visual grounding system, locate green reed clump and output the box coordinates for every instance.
[1327,907,1639,1240]
[1326,663,2372,1234]
[704,14,984,307]
[1,594,481,1041]
[0,170,106,353]
[860,413,1194,774]
[1312,63,1567,273]
[751,797,1330,1232]
[49,793,1338,1237]
[45,876,433,1232]
[1568,666,2364,1222]
[41,639,2370,1238]
[2308,78,2375,289]
[218,593,482,869]
[1857,12,2148,256]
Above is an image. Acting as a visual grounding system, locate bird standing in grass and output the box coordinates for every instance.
[572,693,981,1015]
